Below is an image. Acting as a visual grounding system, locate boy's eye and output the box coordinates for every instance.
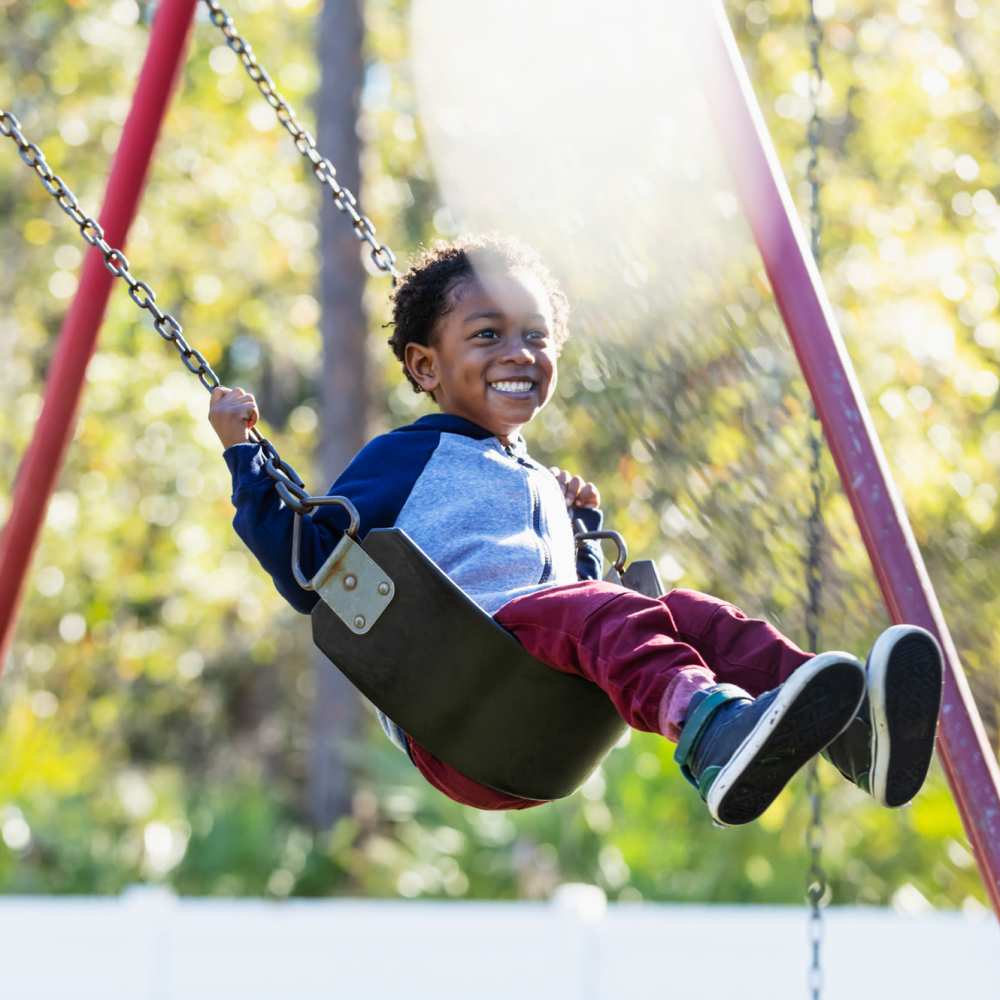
[527,329,549,341]
[474,328,499,340]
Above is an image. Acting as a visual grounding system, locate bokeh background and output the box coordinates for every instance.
[1,0,997,910]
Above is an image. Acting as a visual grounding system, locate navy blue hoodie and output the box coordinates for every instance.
[224,413,603,617]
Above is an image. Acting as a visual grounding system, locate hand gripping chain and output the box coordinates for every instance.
[0,107,311,510]
[1,2,399,514]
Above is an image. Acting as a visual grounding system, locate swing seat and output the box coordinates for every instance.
[309,527,628,801]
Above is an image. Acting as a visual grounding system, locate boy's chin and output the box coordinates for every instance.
[493,397,536,413]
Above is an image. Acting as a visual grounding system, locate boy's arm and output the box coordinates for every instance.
[225,444,336,614]
[225,432,437,614]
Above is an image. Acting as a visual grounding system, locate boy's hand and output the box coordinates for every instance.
[208,386,259,448]
[549,467,600,509]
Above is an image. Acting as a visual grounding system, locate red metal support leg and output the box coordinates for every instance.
[699,2,1000,913]
[0,0,200,671]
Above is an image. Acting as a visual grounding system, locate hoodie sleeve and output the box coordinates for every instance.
[224,430,439,614]
[572,505,605,581]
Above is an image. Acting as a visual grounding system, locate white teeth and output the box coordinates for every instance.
[490,380,534,393]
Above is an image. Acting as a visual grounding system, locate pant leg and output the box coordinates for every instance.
[496,584,815,739]
[662,588,814,695]
[405,739,543,811]
[406,582,813,810]
[494,580,717,733]
[405,580,716,809]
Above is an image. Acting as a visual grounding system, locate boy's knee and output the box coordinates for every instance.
[665,588,747,640]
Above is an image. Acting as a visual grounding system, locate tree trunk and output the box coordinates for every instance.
[309,0,367,830]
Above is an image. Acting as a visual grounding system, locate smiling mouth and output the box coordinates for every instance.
[489,379,536,395]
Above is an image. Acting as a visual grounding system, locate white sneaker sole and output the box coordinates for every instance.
[866,625,943,807]
[706,652,866,826]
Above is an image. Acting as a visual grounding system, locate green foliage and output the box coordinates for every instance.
[0,0,996,913]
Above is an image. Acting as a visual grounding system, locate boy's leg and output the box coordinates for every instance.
[662,588,815,695]
[405,582,865,818]
[403,581,719,813]
[497,581,865,826]
[495,583,818,739]
[493,580,718,735]
[660,590,943,808]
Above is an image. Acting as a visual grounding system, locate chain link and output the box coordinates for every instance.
[805,3,828,999]
[1,1,400,514]
[201,0,400,283]
[1,108,223,395]
[0,106,322,512]
[805,756,826,999]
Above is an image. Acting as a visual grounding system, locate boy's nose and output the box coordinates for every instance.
[500,343,536,363]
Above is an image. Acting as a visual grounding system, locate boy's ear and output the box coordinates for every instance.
[404,342,439,395]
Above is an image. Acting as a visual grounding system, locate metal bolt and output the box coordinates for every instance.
[377,581,390,596]
[353,614,366,629]
[343,574,357,590]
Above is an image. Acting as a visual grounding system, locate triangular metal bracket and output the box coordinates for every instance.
[309,534,395,635]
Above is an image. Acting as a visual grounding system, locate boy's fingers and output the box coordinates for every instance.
[215,389,256,410]
[564,474,584,501]
[549,468,598,506]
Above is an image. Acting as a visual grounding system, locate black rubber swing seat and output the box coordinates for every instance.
[310,527,628,802]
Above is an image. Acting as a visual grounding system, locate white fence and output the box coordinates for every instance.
[0,887,996,999]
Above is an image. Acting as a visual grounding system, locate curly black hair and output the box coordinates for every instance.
[388,234,570,392]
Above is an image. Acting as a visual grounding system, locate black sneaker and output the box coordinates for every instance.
[674,653,866,826]
[823,625,943,807]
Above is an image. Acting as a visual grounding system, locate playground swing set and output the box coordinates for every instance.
[1,0,999,936]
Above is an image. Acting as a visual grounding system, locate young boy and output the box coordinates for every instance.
[209,236,943,825]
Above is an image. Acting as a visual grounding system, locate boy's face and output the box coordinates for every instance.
[404,269,558,441]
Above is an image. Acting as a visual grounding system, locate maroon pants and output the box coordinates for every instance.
[405,581,812,810]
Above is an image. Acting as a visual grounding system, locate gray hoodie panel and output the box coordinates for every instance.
[395,431,578,615]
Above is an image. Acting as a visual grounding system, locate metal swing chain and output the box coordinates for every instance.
[0,0,399,515]
[200,0,399,283]
[804,3,829,999]
[0,106,313,511]
[0,109,222,394]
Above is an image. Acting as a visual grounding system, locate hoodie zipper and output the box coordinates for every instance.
[501,440,553,584]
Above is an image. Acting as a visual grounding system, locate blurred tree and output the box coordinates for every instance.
[309,0,367,831]
[0,0,996,911]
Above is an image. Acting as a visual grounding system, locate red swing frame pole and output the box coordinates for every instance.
[699,2,1000,914]
[0,0,199,672]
